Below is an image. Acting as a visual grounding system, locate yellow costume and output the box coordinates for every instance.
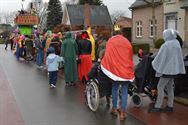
[86,27,95,61]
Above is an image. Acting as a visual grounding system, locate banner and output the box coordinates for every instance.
[15,15,39,25]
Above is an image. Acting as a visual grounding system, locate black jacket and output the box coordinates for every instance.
[78,39,92,55]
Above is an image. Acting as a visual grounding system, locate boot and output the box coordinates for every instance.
[111,108,118,116]
[119,110,126,121]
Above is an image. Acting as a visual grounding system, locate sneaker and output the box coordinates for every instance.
[163,106,173,112]
[39,66,43,69]
[50,84,53,88]
[148,107,163,113]
[51,84,56,88]
[65,82,70,86]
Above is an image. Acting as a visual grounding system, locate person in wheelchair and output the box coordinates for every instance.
[87,49,111,105]
[149,29,185,113]
[101,33,135,121]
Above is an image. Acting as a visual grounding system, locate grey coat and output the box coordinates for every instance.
[152,29,185,77]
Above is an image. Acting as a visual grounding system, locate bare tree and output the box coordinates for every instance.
[111,10,127,25]
[3,12,16,25]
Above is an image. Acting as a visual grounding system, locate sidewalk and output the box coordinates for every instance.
[127,96,188,125]
[0,64,25,125]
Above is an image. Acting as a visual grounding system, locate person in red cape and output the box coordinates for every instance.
[77,31,92,82]
[101,34,135,121]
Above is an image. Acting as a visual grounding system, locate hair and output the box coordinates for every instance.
[81,31,89,39]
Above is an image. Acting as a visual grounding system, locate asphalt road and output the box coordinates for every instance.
[0,45,146,125]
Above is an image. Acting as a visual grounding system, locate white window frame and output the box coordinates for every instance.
[136,21,142,38]
[149,20,157,38]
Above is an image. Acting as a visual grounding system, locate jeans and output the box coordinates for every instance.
[49,71,58,85]
[36,49,44,66]
[16,46,23,60]
[112,81,129,111]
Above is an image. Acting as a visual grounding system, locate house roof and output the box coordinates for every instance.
[116,16,132,28]
[129,0,162,9]
[65,5,112,27]
[181,1,188,9]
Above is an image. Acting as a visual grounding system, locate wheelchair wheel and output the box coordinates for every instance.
[86,80,100,112]
[131,93,143,108]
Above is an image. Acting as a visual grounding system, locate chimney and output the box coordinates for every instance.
[84,3,91,28]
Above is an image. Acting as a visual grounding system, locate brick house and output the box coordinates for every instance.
[129,0,164,46]
[62,4,113,37]
[164,0,187,47]
[181,0,188,47]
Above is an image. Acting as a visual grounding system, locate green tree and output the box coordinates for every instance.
[46,0,63,30]
[79,0,104,5]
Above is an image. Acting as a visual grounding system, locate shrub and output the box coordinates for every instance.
[154,38,164,49]
[132,43,150,54]
[0,39,4,44]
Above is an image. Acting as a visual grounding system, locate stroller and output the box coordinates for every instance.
[131,53,188,107]
[85,62,137,111]
[131,54,158,107]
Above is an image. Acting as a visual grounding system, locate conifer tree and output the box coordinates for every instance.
[79,0,103,5]
[46,0,63,30]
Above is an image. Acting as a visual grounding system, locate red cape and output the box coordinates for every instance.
[101,35,134,81]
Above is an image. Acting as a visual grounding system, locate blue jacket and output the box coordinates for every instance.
[46,53,63,72]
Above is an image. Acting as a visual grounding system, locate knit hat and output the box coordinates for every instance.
[47,47,55,54]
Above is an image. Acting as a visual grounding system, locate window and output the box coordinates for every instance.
[165,0,176,4]
[165,13,177,30]
[136,21,142,38]
[150,20,157,37]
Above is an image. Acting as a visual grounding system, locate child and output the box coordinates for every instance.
[46,47,64,88]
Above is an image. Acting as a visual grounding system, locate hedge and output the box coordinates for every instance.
[132,43,150,54]
[154,38,164,49]
[0,39,4,44]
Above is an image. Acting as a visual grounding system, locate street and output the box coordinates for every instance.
[0,45,146,125]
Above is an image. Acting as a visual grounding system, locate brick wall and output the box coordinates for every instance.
[185,10,188,47]
[132,5,164,46]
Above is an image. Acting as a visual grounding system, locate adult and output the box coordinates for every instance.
[101,34,134,121]
[16,35,25,60]
[61,32,78,86]
[35,33,45,68]
[4,36,9,50]
[50,36,61,55]
[77,31,92,82]
[149,29,185,112]
[25,36,34,61]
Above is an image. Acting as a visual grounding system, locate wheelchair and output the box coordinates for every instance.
[85,63,137,111]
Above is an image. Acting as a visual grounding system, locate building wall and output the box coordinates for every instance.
[132,5,163,46]
[164,0,186,41]
[185,10,188,47]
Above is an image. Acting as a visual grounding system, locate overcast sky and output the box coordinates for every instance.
[0,0,135,17]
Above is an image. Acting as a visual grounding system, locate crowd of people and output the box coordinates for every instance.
[4,27,108,87]
[3,28,186,121]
